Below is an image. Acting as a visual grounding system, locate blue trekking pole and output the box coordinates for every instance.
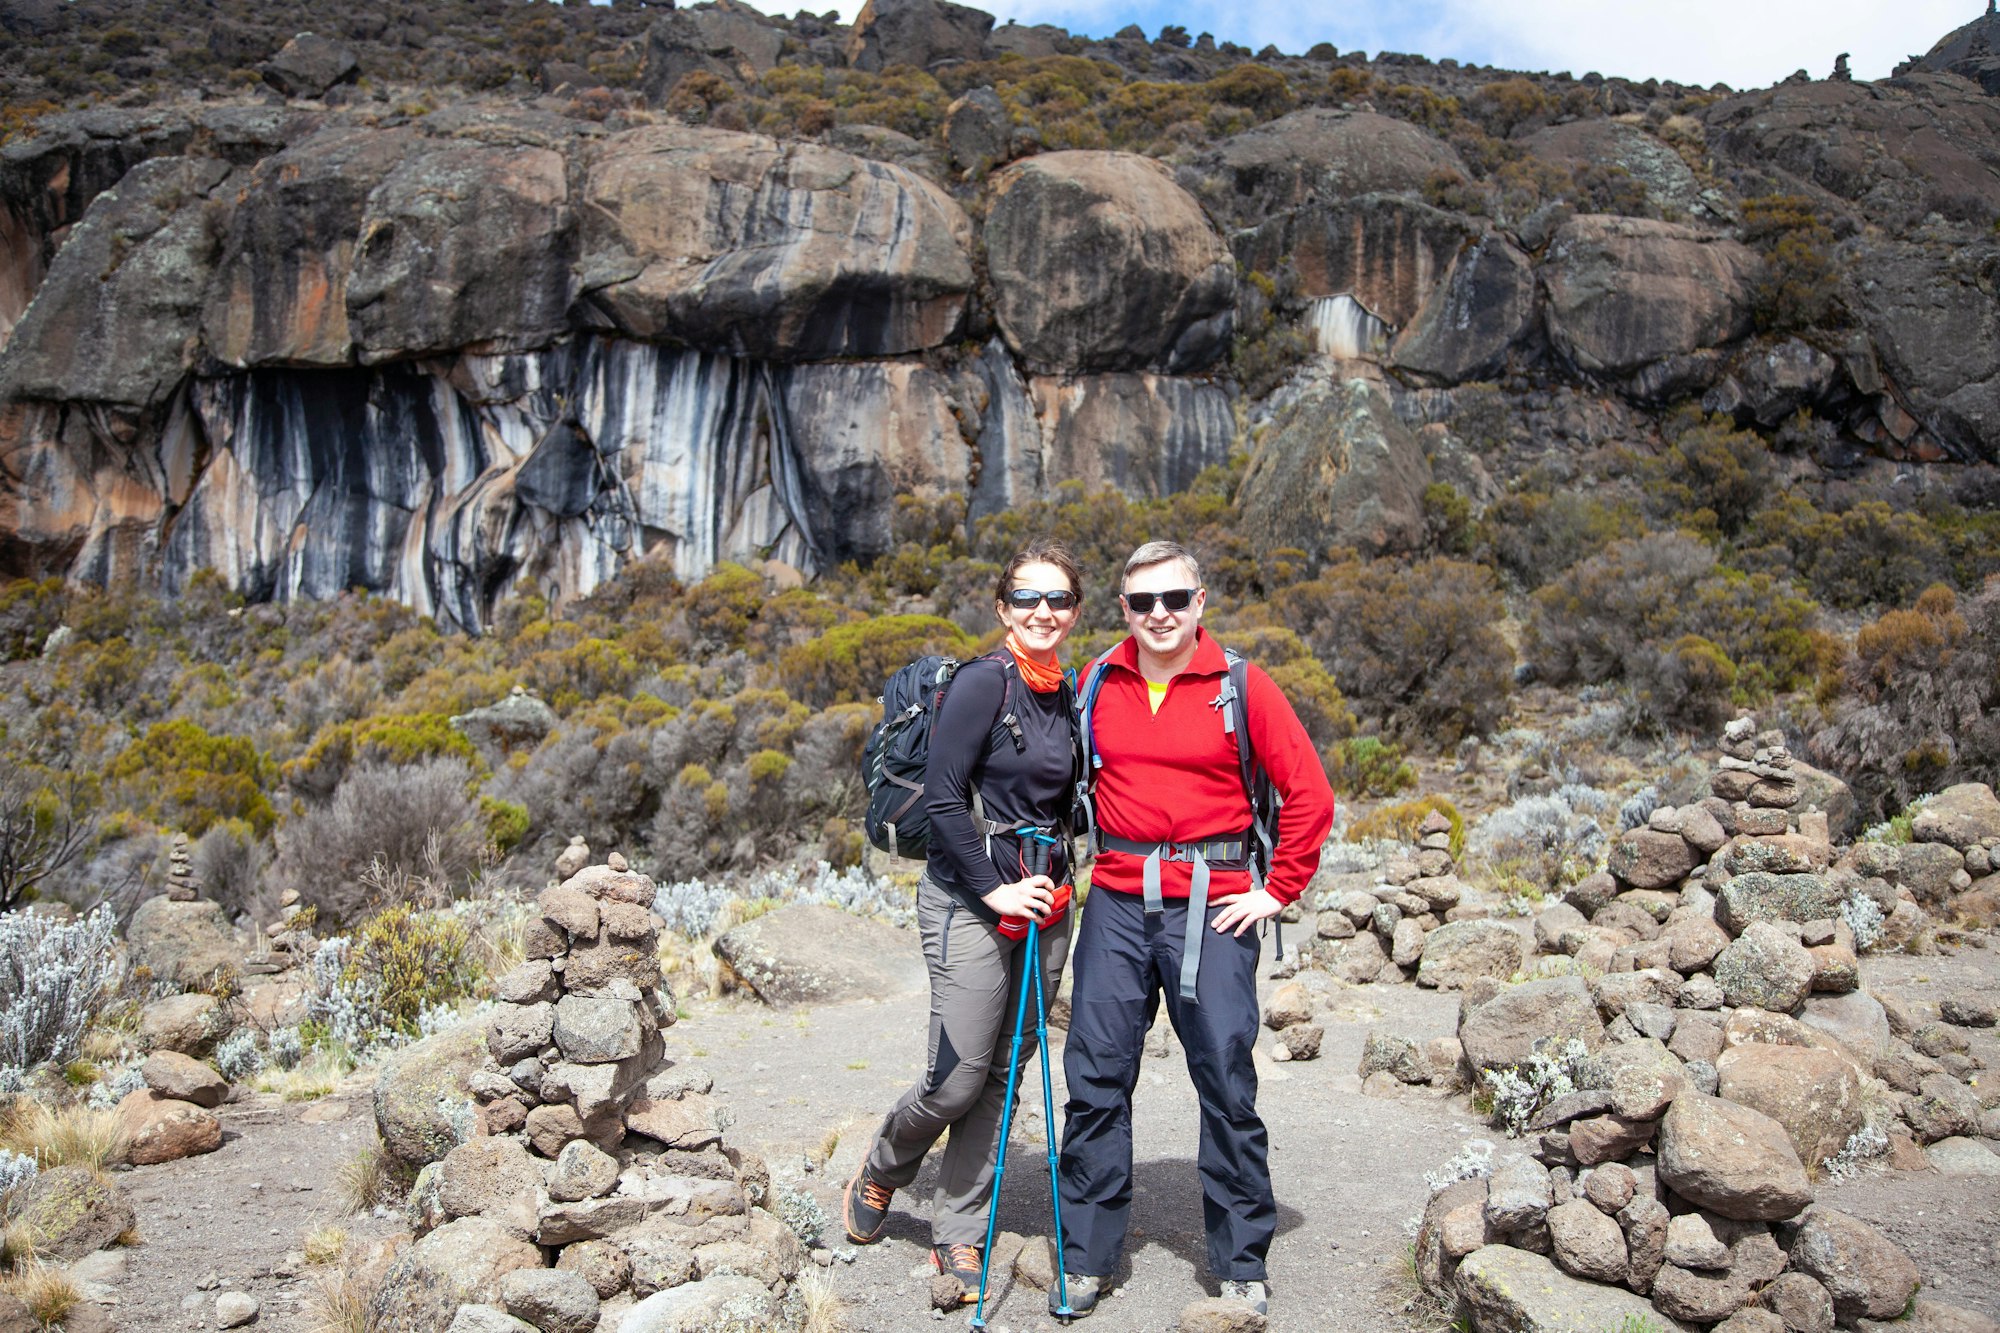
[971,830,1075,1327]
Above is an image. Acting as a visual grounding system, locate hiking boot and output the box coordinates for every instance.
[1050,1272,1102,1318]
[932,1243,982,1298]
[841,1165,894,1244]
[1221,1279,1269,1316]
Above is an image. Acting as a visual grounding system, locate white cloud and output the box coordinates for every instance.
[826,0,1979,87]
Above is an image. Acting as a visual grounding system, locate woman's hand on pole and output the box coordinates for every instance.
[984,875,1056,922]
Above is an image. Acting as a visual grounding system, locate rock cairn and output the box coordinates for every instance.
[1394,720,2000,1331]
[481,852,673,1154]
[165,831,200,901]
[116,1050,227,1166]
[366,853,813,1330]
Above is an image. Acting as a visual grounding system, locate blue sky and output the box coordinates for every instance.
[819,1,1980,89]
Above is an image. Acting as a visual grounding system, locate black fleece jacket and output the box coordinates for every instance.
[923,654,1076,922]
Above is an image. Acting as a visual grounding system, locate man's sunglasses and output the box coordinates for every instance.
[1004,588,1080,611]
[1121,588,1198,614]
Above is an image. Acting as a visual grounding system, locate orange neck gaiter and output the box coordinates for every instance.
[1006,633,1066,693]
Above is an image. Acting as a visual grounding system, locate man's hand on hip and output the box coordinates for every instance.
[1209,886,1284,937]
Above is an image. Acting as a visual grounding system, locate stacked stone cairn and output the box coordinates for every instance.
[1398,719,2000,1331]
[165,831,200,901]
[371,852,812,1332]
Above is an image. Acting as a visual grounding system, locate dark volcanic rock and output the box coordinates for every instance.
[260,32,359,99]
[0,156,229,408]
[1238,375,1432,558]
[1849,240,2000,463]
[1543,215,1759,378]
[1188,109,1469,230]
[1524,119,1722,221]
[578,125,973,360]
[1390,232,1537,383]
[845,0,994,72]
[985,150,1233,374]
[1234,194,1477,327]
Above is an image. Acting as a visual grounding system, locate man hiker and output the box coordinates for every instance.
[1055,540,1336,1319]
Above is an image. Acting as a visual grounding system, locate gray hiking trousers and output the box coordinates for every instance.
[865,871,1071,1245]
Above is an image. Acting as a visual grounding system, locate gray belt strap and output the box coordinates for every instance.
[1127,840,1219,1006]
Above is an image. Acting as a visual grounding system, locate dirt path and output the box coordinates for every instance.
[106,1084,402,1333]
[97,938,2000,1333]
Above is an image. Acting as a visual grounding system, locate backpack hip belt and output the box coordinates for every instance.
[1097,831,1259,1003]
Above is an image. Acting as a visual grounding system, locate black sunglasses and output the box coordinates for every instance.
[1121,588,1198,614]
[1004,588,1079,611]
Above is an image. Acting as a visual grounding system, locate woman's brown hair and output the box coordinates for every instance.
[994,538,1083,605]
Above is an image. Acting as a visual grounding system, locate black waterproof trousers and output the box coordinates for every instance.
[1056,885,1274,1281]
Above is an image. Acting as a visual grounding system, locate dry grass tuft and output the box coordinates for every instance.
[334,1141,396,1214]
[0,1218,37,1268]
[0,1261,84,1327]
[303,1225,349,1266]
[252,1046,349,1102]
[300,1263,372,1333]
[1382,1245,1458,1333]
[792,1268,850,1333]
[0,1100,130,1172]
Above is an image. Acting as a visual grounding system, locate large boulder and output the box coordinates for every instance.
[578,125,973,360]
[1910,783,2000,850]
[203,124,419,367]
[260,32,359,98]
[127,894,239,989]
[373,1022,488,1170]
[711,903,925,1006]
[845,0,993,72]
[1714,1043,1865,1167]
[11,1166,134,1261]
[0,156,229,409]
[1017,371,1235,504]
[1607,828,1700,891]
[1238,375,1433,559]
[620,1274,776,1333]
[369,1216,543,1327]
[1524,119,1719,222]
[1454,1244,1682,1332]
[117,1089,224,1165]
[1188,109,1470,230]
[1543,215,1759,378]
[1414,920,1528,991]
[1657,1093,1813,1222]
[1787,759,1857,840]
[1717,873,1843,936]
[1390,232,1538,383]
[1797,991,1892,1066]
[1713,922,1815,1014]
[1848,239,2000,463]
[1859,1300,2000,1333]
[1788,1209,1921,1324]
[140,1051,229,1108]
[342,138,574,363]
[1232,194,1477,328]
[137,991,223,1056]
[984,151,1233,374]
[1457,976,1606,1074]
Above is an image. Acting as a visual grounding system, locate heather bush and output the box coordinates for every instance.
[0,580,65,663]
[1346,795,1464,859]
[1328,736,1418,798]
[1467,789,1611,894]
[0,906,124,1077]
[1810,579,2000,823]
[103,720,276,837]
[496,717,660,855]
[778,615,973,708]
[1279,555,1512,742]
[1526,531,1823,705]
[1745,496,1950,611]
[1478,485,1634,590]
[341,905,482,1038]
[1740,194,1842,333]
[273,759,491,925]
[189,818,264,919]
[1636,414,1778,539]
[283,713,482,800]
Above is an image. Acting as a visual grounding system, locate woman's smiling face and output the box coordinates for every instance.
[996,558,1080,658]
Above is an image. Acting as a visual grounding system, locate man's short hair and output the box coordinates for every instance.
[1122,540,1202,590]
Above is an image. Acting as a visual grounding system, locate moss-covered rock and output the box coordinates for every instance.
[14,1164,134,1261]
[373,1022,488,1170]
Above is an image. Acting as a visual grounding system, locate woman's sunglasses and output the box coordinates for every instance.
[1121,588,1198,614]
[1004,588,1080,611]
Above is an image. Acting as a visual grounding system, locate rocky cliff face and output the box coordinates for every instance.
[3,1,1998,625]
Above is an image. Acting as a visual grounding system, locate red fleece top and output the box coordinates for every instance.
[1088,629,1335,906]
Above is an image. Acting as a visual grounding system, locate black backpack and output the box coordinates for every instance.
[861,652,1023,860]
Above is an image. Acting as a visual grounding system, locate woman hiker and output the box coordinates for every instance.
[842,538,1085,1301]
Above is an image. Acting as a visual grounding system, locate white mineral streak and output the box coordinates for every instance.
[1309,293,1391,361]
